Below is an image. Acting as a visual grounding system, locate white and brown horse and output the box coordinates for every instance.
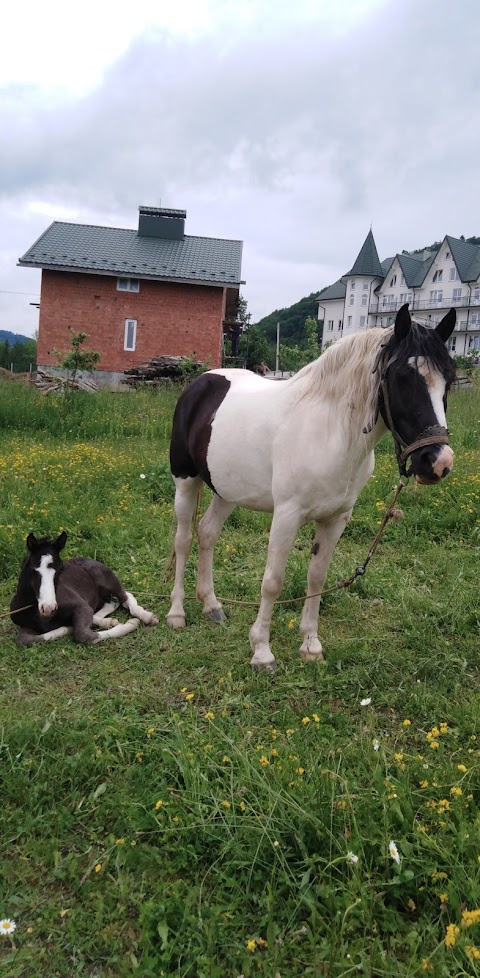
[11,532,158,644]
[167,305,456,670]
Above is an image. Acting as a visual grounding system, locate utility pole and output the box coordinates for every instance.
[276,321,280,374]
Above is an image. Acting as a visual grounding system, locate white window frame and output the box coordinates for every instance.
[433,269,443,283]
[117,277,140,292]
[338,319,343,329]
[360,315,366,328]
[347,315,352,327]
[449,267,460,282]
[124,319,137,351]
[430,290,443,304]
[400,292,413,304]
[452,288,463,304]
[350,281,355,289]
[361,294,367,306]
[390,275,397,287]
[362,281,369,290]
[327,319,334,331]
[445,251,450,260]
[469,312,480,326]
[447,336,456,351]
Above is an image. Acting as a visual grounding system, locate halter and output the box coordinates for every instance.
[375,348,450,479]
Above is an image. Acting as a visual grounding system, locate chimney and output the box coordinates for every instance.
[138,206,186,240]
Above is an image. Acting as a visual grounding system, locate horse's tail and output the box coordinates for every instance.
[162,483,205,581]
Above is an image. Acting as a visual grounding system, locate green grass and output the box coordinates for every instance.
[0,380,479,977]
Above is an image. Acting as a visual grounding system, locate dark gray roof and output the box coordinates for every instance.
[317,279,346,301]
[345,230,384,278]
[18,219,243,287]
[446,235,480,282]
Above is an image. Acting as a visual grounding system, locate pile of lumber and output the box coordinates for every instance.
[123,355,202,386]
[35,370,98,394]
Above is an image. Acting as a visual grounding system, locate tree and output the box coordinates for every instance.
[54,330,101,382]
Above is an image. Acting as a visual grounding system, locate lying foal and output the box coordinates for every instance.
[11,532,158,645]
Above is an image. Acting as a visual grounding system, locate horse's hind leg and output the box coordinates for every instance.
[122,592,158,625]
[299,511,352,661]
[196,495,235,621]
[167,476,203,629]
[93,600,120,629]
[16,626,73,645]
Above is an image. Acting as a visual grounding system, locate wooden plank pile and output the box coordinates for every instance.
[35,369,98,394]
[123,355,201,386]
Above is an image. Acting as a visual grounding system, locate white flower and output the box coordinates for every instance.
[373,739,380,751]
[139,473,146,479]
[0,919,16,936]
[360,697,372,706]
[388,840,401,865]
[346,851,359,864]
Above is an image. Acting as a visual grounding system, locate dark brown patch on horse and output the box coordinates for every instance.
[170,373,231,492]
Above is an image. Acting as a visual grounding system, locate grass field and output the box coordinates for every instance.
[0,377,479,978]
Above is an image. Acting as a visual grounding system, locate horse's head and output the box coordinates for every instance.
[380,304,456,484]
[25,531,67,618]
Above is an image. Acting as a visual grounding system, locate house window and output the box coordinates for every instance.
[387,316,394,326]
[470,312,480,325]
[430,290,443,304]
[432,269,443,283]
[362,282,369,290]
[349,294,354,305]
[350,281,355,289]
[124,319,137,351]
[468,335,480,348]
[473,288,480,303]
[447,336,456,352]
[390,275,397,287]
[117,277,140,292]
[327,320,334,331]
[338,319,343,330]
[361,294,367,305]
[400,292,413,304]
[449,267,460,281]
[445,251,450,260]
[347,316,352,327]
[452,288,463,304]
[360,316,366,328]
[382,294,394,307]
[400,274,406,286]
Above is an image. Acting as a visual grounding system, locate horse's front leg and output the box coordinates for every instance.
[196,495,235,621]
[299,510,352,661]
[167,476,202,629]
[249,509,300,671]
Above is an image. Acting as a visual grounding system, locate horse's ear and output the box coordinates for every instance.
[26,533,38,552]
[394,303,411,342]
[436,308,456,343]
[54,530,67,552]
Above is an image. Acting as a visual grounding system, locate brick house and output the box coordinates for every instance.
[19,206,244,383]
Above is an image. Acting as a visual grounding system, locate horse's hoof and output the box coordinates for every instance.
[166,613,186,629]
[251,660,277,673]
[300,650,325,662]
[204,607,226,623]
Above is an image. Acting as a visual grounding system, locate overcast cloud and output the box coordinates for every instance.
[1,0,480,337]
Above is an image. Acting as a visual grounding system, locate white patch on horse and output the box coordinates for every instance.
[37,555,57,617]
[408,355,454,478]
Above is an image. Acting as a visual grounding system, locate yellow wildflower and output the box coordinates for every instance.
[439,722,448,734]
[466,946,480,960]
[313,713,320,723]
[429,740,440,750]
[246,939,256,952]
[115,838,126,845]
[444,923,459,948]
[457,764,467,773]
[271,748,279,756]
[450,786,462,797]
[419,780,429,788]
[407,898,416,911]
[155,800,164,810]
[439,892,448,903]
[221,800,231,809]
[402,719,412,727]
[259,755,269,767]
[296,767,305,775]
[222,755,231,763]
[302,716,310,725]
[287,617,296,629]
[204,711,215,720]
[146,726,155,738]
[462,908,480,927]
[94,863,102,873]
[185,692,194,701]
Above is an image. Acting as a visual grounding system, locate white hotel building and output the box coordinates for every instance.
[318,230,480,355]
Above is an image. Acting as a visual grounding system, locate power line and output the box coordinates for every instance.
[0,290,41,296]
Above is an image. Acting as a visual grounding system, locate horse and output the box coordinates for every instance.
[10,532,159,645]
[166,304,456,671]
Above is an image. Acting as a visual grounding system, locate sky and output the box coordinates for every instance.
[1,0,480,337]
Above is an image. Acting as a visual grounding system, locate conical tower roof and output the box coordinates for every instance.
[345,230,384,278]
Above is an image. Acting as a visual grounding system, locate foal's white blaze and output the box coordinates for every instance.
[409,356,454,481]
[37,555,58,617]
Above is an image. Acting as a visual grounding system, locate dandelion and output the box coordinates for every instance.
[360,697,372,707]
[301,716,310,724]
[296,767,305,776]
[246,938,256,952]
[402,719,411,727]
[0,919,16,936]
[346,851,359,864]
[388,840,401,865]
[185,692,194,701]
[444,922,459,948]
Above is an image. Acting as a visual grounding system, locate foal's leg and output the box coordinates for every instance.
[93,600,120,628]
[196,495,235,621]
[249,508,301,671]
[167,476,203,629]
[299,511,352,661]
[16,626,73,645]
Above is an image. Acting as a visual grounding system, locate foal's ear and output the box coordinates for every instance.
[394,303,411,342]
[26,533,38,552]
[436,307,456,342]
[53,530,67,552]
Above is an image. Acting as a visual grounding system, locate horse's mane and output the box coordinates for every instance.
[288,327,392,433]
[287,322,455,437]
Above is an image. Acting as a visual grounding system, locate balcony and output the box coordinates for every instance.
[369,295,480,314]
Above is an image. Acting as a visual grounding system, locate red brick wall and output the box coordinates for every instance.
[37,271,230,371]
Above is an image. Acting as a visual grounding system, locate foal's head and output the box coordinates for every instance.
[24,531,67,618]
[380,304,456,484]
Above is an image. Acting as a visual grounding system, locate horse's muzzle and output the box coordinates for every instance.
[39,601,58,618]
[413,445,454,485]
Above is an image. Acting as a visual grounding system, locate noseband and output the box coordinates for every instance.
[376,350,450,479]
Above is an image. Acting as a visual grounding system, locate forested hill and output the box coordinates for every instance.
[0,329,33,345]
[253,293,319,345]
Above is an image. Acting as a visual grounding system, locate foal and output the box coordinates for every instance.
[11,532,158,645]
